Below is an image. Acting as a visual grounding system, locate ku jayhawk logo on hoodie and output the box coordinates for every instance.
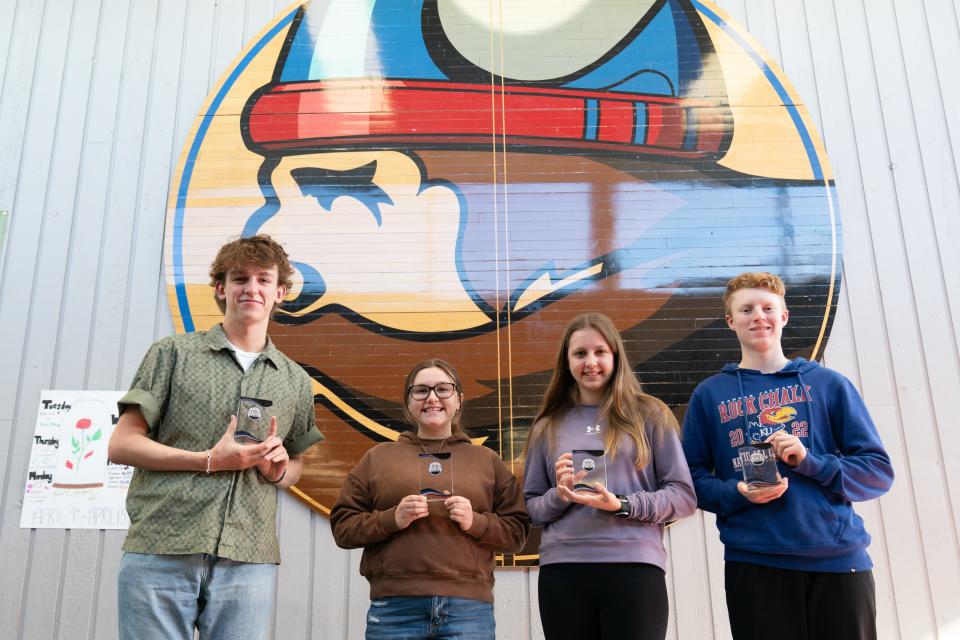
[164,0,842,542]
[723,385,812,466]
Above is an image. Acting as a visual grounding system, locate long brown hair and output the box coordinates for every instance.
[401,358,466,435]
[528,313,678,467]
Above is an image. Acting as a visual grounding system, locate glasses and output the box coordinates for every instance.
[407,383,458,400]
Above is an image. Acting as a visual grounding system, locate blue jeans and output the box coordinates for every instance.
[365,596,495,639]
[117,552,277,640]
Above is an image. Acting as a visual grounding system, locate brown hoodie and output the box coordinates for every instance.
[330,432,530,602]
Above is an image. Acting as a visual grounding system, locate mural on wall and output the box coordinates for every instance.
[165,0,840,563]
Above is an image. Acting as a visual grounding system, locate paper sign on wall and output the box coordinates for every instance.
[20,390,132,529]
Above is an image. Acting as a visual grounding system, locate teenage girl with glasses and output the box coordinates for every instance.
[523,313,696,640]
[331,358,529,639]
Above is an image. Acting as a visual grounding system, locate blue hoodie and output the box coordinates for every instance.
[681,358,893,572]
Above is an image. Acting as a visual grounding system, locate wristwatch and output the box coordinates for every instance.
[613,494,630,519]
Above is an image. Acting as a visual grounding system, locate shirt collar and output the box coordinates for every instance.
[204,323,280,369]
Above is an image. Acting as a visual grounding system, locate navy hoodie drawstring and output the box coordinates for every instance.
[735,369,752,441]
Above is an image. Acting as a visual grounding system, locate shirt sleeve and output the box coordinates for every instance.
[284,370,324,456]
[681,388,752,517]
[465,454,531,552]
[627,426,697,523]
[792,375,894,501]
[522,429,573,525]
[117,338,177,435]
[329,449,402,548]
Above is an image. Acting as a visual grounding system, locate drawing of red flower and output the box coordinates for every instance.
[68,418,101,472]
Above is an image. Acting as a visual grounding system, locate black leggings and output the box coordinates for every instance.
[725,562,877,640]
[538,563,668,640]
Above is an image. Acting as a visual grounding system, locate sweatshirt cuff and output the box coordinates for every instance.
[546,487,573,517]
[466,512,490,539]
[721,479,753,516]
[376,507,402,537]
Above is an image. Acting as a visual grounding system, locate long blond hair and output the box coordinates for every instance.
[528,313,678,467]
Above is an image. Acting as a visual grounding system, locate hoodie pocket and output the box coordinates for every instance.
[722,487,845,554]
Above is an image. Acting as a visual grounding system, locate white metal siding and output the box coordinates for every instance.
[0,1,958,638]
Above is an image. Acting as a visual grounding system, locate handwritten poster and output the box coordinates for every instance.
[20,390,132,529]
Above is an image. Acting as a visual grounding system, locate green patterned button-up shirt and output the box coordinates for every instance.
[117,324,323,563]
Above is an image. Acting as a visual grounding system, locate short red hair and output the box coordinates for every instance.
[723,272,786,316]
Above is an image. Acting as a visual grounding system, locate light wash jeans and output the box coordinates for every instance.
[364,595,496,639]
[118,552,277,640]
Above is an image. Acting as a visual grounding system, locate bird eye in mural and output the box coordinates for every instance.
[166,0,841,564]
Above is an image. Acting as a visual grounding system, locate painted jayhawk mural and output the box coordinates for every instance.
[166,0,841,560]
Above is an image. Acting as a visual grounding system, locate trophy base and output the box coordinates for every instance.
[234,431,263,445]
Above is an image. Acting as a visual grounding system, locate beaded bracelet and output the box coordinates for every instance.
[205,450,213,475]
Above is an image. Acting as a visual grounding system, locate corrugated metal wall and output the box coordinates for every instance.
[0,1,958,638]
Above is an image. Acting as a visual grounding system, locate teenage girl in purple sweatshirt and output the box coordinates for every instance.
[523,312,697,640]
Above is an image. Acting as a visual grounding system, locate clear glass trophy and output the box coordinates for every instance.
[418,452,453,500]
[738,442,780,487]
[235,396,273,444]
[571,449,606,492]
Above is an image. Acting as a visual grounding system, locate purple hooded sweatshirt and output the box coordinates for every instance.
[523,404,696,569]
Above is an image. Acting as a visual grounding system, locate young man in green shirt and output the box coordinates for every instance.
[108,235,323,640]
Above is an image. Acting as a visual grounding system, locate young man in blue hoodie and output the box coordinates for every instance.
[681,272,894,640]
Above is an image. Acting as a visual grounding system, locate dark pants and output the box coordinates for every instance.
[538,563,668,640]
[725,562,877,640]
